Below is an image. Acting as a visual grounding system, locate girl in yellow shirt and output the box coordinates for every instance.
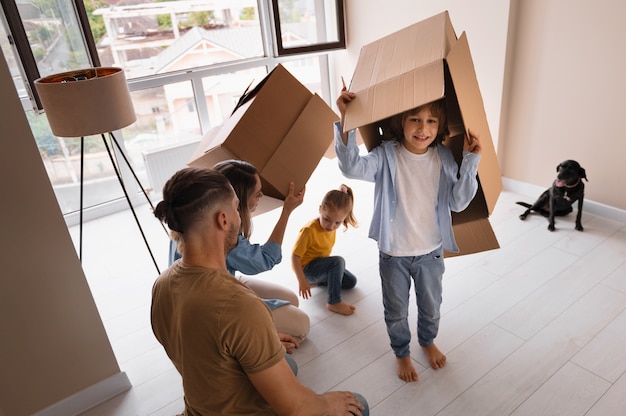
[292,185,359,315]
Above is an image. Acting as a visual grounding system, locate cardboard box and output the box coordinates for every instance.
[188,64,338,200]
[344,11,502,256]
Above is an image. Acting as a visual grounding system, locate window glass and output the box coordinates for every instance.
[31,112,125,215]
[124,81,202,188]
[0,16,27,98]
[2,1,123,215]
[89,0,265,79]
[21,0,91,76]
[197,58,325,131]
[281,56,325,95]
[2,0,339,219]
[201,66,268,124]
[274,0,344,53]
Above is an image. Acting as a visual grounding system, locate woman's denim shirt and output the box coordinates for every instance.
[226,235,282,276]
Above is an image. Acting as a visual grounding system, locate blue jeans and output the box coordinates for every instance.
[353,392,370,416]
[379,247,445,358]
[303,256,357,304]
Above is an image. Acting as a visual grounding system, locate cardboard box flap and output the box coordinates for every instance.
[261,94,337,199]
[345,11,457,132]
[190,102,256,163]
[232,65,286,114]
[345,61,445,133]
[350,11,455,91]
[226,68,313,170]
[447,32,502,214]
[446,218,499,257]
[188,146,238,172]
[188,124,236,165]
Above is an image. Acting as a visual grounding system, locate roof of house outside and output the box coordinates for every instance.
[154,25,264,73]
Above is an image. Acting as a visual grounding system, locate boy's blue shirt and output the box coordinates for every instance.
[334,121,480,254]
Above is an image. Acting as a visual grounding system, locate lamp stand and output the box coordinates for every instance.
[79,131,164,274]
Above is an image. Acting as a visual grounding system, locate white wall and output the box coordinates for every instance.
[499,0,626,210]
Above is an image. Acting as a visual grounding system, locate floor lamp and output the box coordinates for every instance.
[35,67,162,274]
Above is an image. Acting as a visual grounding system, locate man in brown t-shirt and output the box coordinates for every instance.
[151,167,368,415]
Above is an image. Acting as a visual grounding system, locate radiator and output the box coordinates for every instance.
[143,140,200,194]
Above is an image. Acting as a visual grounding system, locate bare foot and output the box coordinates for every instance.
[396,356,418,382]
[326,302,356,315]
[423,343,447,369]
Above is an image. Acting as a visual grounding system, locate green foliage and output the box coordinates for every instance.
[36,26,51,43]
[156,0,173,29]
[278,0,300,23]
[27,111,106,158]
[240,7,256,20]
[187,11,215,27]
[156,14,171,29]
[83,0,108,43]
[27,111,60,157]
[31,45,45,60]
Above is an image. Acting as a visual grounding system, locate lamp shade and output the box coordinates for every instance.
[35,67,137,138]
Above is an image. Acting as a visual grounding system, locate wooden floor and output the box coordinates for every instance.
[76,157,626,416]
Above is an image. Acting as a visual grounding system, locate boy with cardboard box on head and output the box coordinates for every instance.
[336,89,481,382]
[334,11,500,382]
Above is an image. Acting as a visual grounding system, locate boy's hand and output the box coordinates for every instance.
[336,89,355,119]
[464,128,482,155]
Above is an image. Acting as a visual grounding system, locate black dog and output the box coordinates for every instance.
[517,160,588,231]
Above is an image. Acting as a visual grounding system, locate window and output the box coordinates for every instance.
[1,0,344,222]
[2,0,345,110]
[271,0,345,55]
[1,0,96,110]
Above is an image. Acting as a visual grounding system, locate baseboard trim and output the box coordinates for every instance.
[33,372,131,416]
[502,177,626,224]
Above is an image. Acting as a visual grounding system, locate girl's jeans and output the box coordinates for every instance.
[379,247,445,358]
[303,256,357,304]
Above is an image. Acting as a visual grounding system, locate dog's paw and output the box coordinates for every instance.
[548,224,556,231]
[575,224,584,231]
[519,214,528,221]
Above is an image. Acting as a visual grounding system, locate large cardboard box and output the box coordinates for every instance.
[188,64,338,200]
[344,11,502,256]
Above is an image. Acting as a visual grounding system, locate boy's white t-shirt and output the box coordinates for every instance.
[386,145,442,256]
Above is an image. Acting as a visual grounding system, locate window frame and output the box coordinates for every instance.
[3,0,345,112]
[1,0,42,109]
[270,0,346,56]
[2,0,343,224]
[1,0,100,111]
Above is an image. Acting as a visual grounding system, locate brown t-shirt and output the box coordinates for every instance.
[151,262,285,415]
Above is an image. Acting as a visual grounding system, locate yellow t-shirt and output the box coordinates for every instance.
[151,262,284,415]
[292,218,335,268]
